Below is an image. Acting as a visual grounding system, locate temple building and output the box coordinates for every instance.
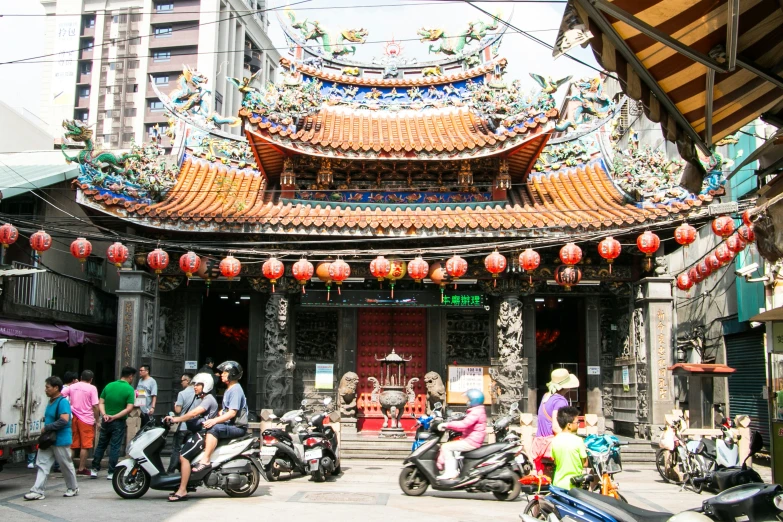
[62,11,735,436]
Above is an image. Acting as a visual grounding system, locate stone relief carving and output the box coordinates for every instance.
[263,295,292,413]
[294,310,337,361]
[423,371,446,414]
[636,363,648,421]
[445,311,490,364]
[338,372,359,417]
[141,298,155,357]
[490,299,526,413]
[653,254,669,276]
[633,308,646,362]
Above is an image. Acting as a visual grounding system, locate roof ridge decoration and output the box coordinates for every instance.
[285,10,369,59]
[417,11,501,60]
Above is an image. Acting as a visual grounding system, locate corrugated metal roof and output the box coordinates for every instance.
[0,150,79,199]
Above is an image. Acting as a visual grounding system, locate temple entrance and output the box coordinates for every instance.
[535,297,586,412]
[356,308,428,432]
[199,291,250,395]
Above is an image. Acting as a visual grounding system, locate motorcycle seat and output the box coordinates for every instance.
[462,442,507,460]
[568,488,671,522]
[217,434,254,446]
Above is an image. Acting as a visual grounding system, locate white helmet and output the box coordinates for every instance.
[191,373,214,394]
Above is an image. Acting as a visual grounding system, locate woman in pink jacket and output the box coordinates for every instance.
[437,389,487,480]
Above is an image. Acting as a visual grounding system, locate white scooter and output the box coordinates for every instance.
[112,418,263,499]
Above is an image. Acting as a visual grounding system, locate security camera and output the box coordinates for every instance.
[735,263,759,277]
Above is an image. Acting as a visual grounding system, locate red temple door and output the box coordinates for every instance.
[356,309,428,432]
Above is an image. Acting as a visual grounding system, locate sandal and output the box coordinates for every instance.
[191,462,211,473]
[168,494,188,502]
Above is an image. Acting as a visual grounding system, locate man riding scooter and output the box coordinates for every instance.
[437,389,487,481]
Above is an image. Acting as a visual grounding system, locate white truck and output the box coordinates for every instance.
[0,339,54,471]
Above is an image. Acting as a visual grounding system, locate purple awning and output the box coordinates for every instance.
[0,319,115,347]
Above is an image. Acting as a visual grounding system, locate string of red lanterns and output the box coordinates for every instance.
[69,238,92,268]
[179,251,201,283]
[30,230,52,257]
[292,258,314,294]
[262,257,284,292]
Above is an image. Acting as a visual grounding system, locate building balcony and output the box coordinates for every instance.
[149,26,199,49]
[147,52,198,74]
[145,109,169,124]
[80,26,95,38]
[76,97,90,109]
[77,72,92,84]
[79,48,94,61]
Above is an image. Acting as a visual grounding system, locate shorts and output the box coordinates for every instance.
[71,416,95,449]
[207,423,247,439]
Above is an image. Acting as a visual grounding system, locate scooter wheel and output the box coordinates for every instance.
[492,472,522,501]
[265,465,280,482]
[398,466,429,496]
[312,469,326,483]
[523,498,549,520]
[225,458,260,498]
[112,466,151,499]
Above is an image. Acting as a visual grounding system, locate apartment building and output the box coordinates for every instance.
[39,0,280,149]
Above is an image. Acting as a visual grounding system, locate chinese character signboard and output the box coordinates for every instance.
[301,290,485,308]
[446,365,491,404]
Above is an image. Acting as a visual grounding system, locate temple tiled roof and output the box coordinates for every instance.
[75,156,707,235]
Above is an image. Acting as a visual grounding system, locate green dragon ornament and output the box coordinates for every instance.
[286,11,368,57]
[61,120,138,174]
[417,13,500,56]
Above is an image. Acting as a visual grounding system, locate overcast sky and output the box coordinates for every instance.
[0,0,601,120]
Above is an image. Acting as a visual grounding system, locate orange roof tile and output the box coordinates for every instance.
[76,157,701,236]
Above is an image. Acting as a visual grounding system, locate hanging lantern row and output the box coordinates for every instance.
[0,223,19,248]
[30,230,52,256]
[711,215,735,239]
[292,258,314,294]
[70,238,92,270]
[147,248,169,275]
[179,251,201,282]
[262,257,284,293]
[674,222,697,247]
[597,237,620,274]
[675,226,756,291]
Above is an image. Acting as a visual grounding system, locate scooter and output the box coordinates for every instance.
[260,405,310,481]
[399,414,525,501]
[302,397,341,482]
[412,403,443,451]
[112,418,263,499]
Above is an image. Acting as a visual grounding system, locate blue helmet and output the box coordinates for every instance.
[465,389,484,408]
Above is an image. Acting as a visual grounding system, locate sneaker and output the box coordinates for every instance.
[27,462,35,469]
[76,469,92,477]
[107,473,114,481]
[90,469,98,479]
[63,488,79,498]
[23,492,45,501]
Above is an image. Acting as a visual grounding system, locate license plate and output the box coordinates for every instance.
[515,455,527,466]
[305,449,322,460]
[260,446,277,456]
[12,449,26,463]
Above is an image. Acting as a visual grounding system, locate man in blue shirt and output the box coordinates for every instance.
[25,376,79,500]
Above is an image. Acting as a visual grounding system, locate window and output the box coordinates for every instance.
[128,60,140,69]
[153,75,170,85]
[129,84,139,93]
[148,124,168,136]
[80,62,92,74]
[78,86,90,97]
[112,14,127,24]
[154,26,173,38]
[124,108,137,117]
[103,110,119,118]
[128,36,141,45]
[149,101,165,111]
[83,17,95,29]
[109,62,123,71]
[130,13,142,22]
[152,51,171,62]
[156,3,174,12]
[84,40,94,49]
[77,111,89,121]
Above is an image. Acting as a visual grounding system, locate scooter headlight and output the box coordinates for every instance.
[774,493,783,511]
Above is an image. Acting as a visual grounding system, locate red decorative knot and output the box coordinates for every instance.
[637,231,660,257]
[742,209,753,226]
[0,223,19,248]
[262,257,284,291]
[147,248,169,274]
[484,250,506,280]
[179,251,201,279]
[559,243,582,266]
[706,253,722,271]
[726,234,746,254]
[30,230,52,254]
[369,255,391,282]
[292,259,314,294]
[738,225,755,243]
[711,216,735,239]
[445,254,468,289]
[328,259,350,295]
[107,242,129,268]
[676,272,693,291]
[554,265,582,291]
[597,237,621,273]
[689,266,703,284]
[674,223,697,246]
[715,244,733,264]
[696,260,712,279]
[408,256,430,283]
[70,238,92,264]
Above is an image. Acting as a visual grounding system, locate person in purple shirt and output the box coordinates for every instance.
[531,368,579,474]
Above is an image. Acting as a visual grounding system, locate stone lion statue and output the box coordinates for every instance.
[423,371,446,414]
[338,372,359,417]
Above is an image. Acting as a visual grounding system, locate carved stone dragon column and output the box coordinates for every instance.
[491,295,526,414]
[262,293,294,414]
[116,271,156,376]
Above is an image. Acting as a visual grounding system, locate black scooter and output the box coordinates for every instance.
[399,413,525,501]
[301,397,341,482]
[260,405,310,481]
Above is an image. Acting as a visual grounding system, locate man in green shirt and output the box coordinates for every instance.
[90,366,136,480]
[551,406,588,490]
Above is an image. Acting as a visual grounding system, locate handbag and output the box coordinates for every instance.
[37,397,64,450]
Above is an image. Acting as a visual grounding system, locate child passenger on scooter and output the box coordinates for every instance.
[550,406,588,490]
[436,389,487,481]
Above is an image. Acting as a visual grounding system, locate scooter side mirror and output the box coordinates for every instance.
[510,402,519,410]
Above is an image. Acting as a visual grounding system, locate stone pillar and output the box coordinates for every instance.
[247,293,265,412]
[638,277,676,427]
[337,308,357,375]
[492,294,526,413]
[522,297,538,414]
[585,297,604,419]
[115,271,156,375]
[426,308,445,375]
[261,293,292,414]
[183,291,201,365]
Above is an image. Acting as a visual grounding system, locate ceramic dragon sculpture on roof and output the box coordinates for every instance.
[417,12,500,56]
[286,11,368,57]
[61,120,138,174]
[168,66,240,128]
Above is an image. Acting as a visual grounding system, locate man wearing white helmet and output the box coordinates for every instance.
[163,373,219,502]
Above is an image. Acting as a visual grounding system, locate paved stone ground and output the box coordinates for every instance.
[0,460,773,521]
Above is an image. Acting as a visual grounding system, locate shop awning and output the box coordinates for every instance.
[668,363,736,376]
[750,306,783,322]
[0,318,115,347]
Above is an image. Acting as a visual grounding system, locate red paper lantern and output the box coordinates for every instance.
[559,243,582,266]
[706,252,722,271]
[715,243,733,264]
[597,237,621,273]
[637,231,660,256]
[738,225,755,243]
[484,250,506,286]
[329,259,350,295]
[369,255,391,285]
[107,242,129,269]
[742,209,753,226]
[554,264,582,291]
[316,262,333,301]
[711,216,735,239]
[292,258,314,294]
[385,259,406,298]
[408,256,429,283]
[179,251,201,280]
[69,237,92,264]
[726,234,745,254]
[519,249,540,284]
[0,223,18,248]
[429,262,447,302]
[689,266,703,284]
[147,248,169,274]
[30,230,52,255]
[262,257,284,292]
[696,260,712,279]
[445,254,468,289]
[676,272,693,291]
[674,223,697,246]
